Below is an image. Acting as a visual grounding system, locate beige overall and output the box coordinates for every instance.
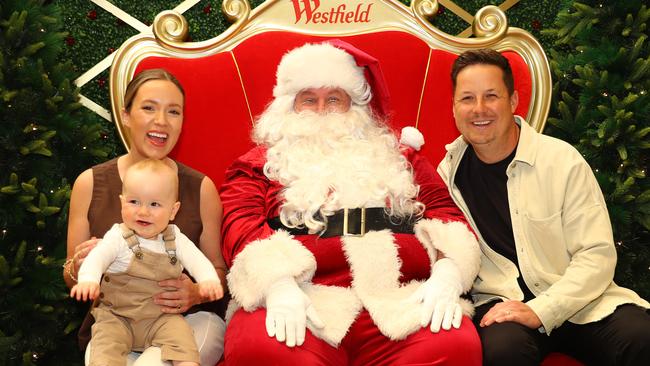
[88,224,199,366]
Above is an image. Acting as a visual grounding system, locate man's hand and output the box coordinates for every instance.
[410,258,463,332]
[480,300,542,329]
[265,277,325,347]
[70,282,100,301]
[198,280,224,302]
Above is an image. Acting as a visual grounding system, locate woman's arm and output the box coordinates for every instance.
[63,169,100,288]
[198,176,228,291]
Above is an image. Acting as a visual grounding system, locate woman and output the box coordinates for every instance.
[63,69,227,365]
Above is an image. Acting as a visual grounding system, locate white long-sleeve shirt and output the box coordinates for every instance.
[78,223,217,284]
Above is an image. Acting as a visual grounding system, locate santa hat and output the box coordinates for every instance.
[273,40,391,118]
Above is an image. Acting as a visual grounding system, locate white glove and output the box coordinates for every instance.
[410,258,463,332]
[265,276,325,347]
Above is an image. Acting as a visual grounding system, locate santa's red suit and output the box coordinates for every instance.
[220,145,482,365]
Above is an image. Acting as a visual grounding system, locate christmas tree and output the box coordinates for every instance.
[0,0,115,364]
[544,1,650,298]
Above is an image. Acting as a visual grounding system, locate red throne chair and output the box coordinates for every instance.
[109,1,580,365]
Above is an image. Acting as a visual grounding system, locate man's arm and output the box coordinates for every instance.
[526,153,616,333]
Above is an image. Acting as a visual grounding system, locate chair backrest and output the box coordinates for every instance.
[109,0,551,188]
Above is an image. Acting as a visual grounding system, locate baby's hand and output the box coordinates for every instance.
[198,280,223,302]
[70,282,100,301]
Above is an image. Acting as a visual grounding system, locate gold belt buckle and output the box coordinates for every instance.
[342,207,366,236]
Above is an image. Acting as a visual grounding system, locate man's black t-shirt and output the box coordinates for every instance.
[455,145,535,301]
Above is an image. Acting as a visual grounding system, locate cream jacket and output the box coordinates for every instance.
[437,117,649,334]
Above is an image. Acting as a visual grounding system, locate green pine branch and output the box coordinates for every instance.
[546,0,650,299]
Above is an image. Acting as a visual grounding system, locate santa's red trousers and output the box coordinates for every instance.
[224,308,481,365]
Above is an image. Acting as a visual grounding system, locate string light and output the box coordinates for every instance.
[37,246,43,252]
[616,241,622,246]
[602,92,609,97]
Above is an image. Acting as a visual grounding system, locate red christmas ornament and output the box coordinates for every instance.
[97,78,106,88]
[437,6,445,15]
[65,35,75,46]
[203,4,212,14]
[108,47,115,54]
[87,9,97,20]
[532,20,542,30]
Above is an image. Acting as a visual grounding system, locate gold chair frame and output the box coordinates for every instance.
[109,0,551,151]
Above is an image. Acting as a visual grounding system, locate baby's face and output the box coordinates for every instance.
[120,169,179,239]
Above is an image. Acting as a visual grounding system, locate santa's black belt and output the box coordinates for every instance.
[267,207,416,238]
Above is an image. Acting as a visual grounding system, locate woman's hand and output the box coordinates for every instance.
[71,237,100,277]
[154,273,202,313]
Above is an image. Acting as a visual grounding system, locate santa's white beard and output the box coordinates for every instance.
[254,99,423,233]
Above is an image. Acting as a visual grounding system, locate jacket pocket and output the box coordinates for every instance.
[521,210,569,275]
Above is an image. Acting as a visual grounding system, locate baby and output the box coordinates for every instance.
[71,159,222,366]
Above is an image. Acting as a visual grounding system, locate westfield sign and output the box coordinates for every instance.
[291,0,374,24]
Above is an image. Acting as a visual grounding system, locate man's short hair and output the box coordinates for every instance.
[451,49,515,95]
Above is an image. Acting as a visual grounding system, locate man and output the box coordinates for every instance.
[438,48,650,365]
[219,41,482,365]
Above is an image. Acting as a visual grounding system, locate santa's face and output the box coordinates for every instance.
[293,87,351,114]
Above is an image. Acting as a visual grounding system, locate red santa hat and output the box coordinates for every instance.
[273,40,391,118]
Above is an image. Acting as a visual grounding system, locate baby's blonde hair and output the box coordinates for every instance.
[122,159,179,201]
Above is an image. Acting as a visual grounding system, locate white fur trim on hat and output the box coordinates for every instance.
[227,230,317,310]
[400,126,425,151]
[273,43,371,104]
[414,219,480,291]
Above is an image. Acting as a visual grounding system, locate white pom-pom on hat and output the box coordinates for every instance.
[400,126,425,151]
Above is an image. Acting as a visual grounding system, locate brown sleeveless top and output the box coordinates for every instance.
[88,158,203,243]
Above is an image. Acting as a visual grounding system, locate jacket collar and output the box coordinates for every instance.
[512,116,538,167]
[444,115,539,167]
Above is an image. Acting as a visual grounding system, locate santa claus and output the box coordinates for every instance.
[220,40,482,365]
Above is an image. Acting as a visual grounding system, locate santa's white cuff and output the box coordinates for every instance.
[414,219,480,291]
[227,230,317,310]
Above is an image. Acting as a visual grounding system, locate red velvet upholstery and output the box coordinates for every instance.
[133,31,580,366]
[542,352,584,366]
[134,30,533,186]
